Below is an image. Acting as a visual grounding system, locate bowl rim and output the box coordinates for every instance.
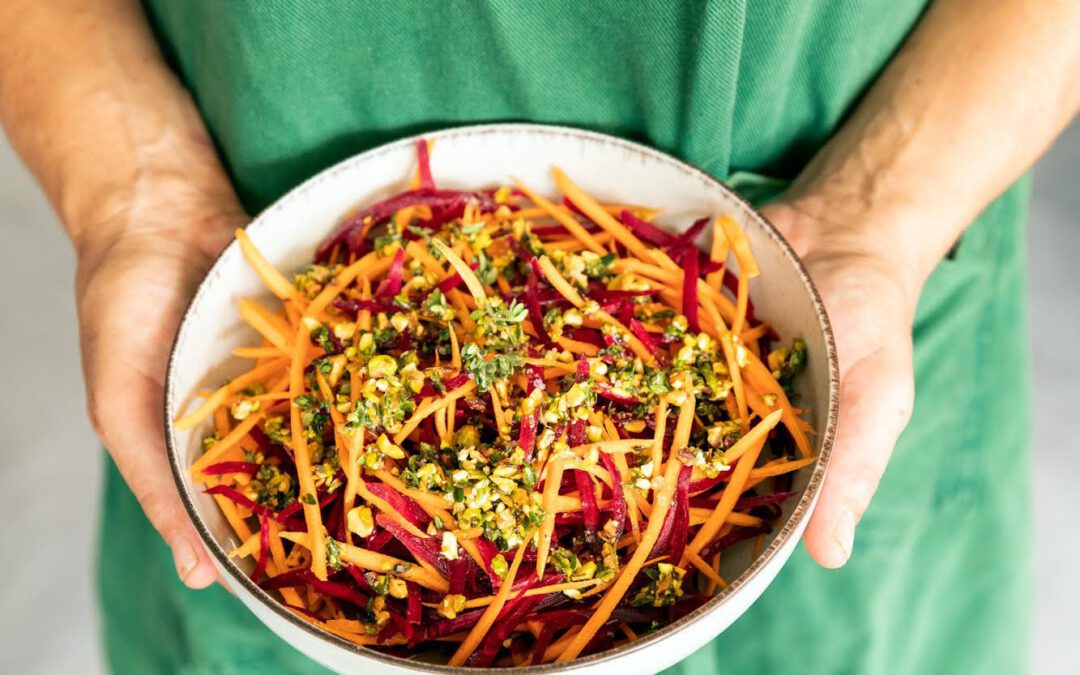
[165,122,839,673]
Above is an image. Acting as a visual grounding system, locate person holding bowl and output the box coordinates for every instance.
[1,1,1076,673]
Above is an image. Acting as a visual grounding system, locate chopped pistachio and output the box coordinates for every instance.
[438,594,467,619]
[440,531,460,560]
[347,505,375,538]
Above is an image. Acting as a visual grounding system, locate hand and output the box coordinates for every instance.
[760,199,919,568]
[76,188,246,588]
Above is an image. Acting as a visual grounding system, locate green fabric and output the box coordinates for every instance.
[98,2,1030,673]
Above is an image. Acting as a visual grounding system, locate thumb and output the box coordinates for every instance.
[802,337,914,567]
[87,367,219,589]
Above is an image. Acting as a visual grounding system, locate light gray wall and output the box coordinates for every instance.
[0,123,1076,673]
[1026,121,1080,675]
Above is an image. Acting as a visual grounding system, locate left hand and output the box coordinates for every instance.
[760,199,920,568]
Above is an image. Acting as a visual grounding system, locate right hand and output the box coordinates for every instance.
[76,187,247,589]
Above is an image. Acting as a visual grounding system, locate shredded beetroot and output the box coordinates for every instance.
[202,461,259,476]
[259,568,309,591]
[413,200,468,234]
[374,247,406,299]
[698,524,773,561]
[518,411,539,460]
[416,371,471,398]
[331,297,397,316]
[527,364,545,393]
[316,189,490,262]
[530,623,560,665]
[619,210,677,247]
[600,453,626,541]
[425,608,486,640]
[566,418,599,531]
[668,464,693,564]
[471,536,505,587]
[517,364,544,460]
[575,470,600,533]
[688,462,737,494]
[261,568,370,608]
[362,529,392,552]
[307,576,371,608]
[628,318,664,363]
[610,298,634,325]
[651,463,691,562]
[377,611,411,644]
[365,483,431,528]
[524,270,554,346]
[247,426,293,467]
[375,515,450,577]
[668,216,709,254]
[561,327,606,348]
[406,581,422,622]
[449,557,469,595]
[734,491,797,511]
[416,139,434,190]
[204,485,295,526]
[575,355,590,383]
[467,575,555,667]
[405,582,424,648]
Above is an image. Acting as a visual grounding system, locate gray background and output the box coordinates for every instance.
[0,124,1076,674]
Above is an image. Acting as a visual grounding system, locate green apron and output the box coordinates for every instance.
[100,2,1031,672]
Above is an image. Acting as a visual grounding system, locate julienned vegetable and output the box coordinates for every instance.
[179,140,814,667]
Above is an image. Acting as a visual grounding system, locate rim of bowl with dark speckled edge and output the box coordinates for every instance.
[165,123,839,674]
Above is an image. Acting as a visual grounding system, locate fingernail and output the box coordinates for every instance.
[171,536,198,582]
[833,509,856,561]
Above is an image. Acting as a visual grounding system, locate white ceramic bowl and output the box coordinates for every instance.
[166,124,838,674]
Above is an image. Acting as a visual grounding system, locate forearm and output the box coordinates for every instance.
[784,0,1080,292]
[0,0,239,266]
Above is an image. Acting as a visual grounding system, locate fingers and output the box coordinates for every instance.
[802,339,914,568]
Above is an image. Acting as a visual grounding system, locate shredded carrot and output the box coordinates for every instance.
[681,409,782,566]
[288,322,327,580]
[747,455,818,481]
[552,168,652,262]
[535,458,565,578]
[515,179,608,255]
[175,359,286,431]
[190,411,265,474]
[235,228,299,301]
[718,214,760,278]
[537,256,586,307]
[431,238,487,306]
[232,346,283,359]
[393,382,476,445]
[705,216,731,290]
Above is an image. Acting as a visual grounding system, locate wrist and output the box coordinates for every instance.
[70,168,245,271]
[779,148,977,287]
[766,193,930,310]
